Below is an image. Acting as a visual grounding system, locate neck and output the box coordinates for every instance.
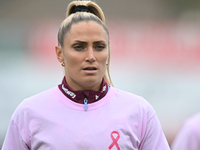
[65,76,102,91]
[58,76,109,104]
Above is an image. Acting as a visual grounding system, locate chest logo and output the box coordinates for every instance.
[109,131,120,150]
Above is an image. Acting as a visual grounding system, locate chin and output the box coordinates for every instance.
[81,78,102,89]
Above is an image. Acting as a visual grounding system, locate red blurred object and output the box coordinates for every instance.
[26,19,200,70]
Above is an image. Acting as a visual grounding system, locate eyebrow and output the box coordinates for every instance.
[93,41,107,44]
[72,40,86,44]
[72,40,107,44]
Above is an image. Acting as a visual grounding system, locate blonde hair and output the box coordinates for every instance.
[57,0,113,86]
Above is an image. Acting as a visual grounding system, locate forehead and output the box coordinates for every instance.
[66,21,108,40]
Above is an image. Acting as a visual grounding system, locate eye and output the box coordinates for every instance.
[74,45,84,51]
[95,45,105,51]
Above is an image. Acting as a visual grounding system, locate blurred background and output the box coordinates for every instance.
[1,0,200,148]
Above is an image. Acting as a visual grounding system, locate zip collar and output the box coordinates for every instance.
[58,77,109,110]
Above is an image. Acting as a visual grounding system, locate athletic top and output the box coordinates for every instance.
[2,86,170,150]
[171,112,200,150]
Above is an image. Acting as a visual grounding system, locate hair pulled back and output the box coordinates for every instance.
[57,0,113,86]
[58,0,107,47]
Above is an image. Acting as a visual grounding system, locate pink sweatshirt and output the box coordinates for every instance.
[172,112,200,150]
[2,86,170,150]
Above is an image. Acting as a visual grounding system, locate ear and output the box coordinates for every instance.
[55,45,64,63]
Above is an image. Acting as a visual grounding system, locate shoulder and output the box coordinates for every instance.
[175,112,200,140]
[26,86,58,101]
[182,112,200,132]
[111,87,143,99]
[11,86,59,120]
[111,87,153,108]
[187,112,200,124]
[110,87,156,119]
[22,86,59,105]
[171,112,200,149]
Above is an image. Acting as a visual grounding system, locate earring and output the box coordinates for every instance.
[61,62,65,67]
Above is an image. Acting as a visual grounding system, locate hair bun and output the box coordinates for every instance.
[67,1,105,23]
[73,5,89,13]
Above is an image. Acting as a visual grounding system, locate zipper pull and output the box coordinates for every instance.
[84,98,88,111]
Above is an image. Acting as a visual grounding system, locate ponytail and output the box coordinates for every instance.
[67,0,105,23]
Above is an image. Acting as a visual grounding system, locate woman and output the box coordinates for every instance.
[2,0,170,149]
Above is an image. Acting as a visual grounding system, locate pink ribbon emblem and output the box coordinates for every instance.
[109,131,120,150]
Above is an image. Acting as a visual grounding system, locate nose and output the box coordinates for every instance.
[85,47,96,63]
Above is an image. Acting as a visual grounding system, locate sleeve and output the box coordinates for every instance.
[171,121,200,150]
[2,121,30,150]
[139,114,170,150]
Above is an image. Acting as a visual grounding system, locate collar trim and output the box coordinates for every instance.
[58,77,109,104]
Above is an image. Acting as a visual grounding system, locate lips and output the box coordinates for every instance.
[83,66,97,74]
[83,67,97,70]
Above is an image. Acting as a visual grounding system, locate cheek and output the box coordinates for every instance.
[64,52,82,69]
[98,52,108,66]
[103,51,109,63]
[64,56,81,78]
